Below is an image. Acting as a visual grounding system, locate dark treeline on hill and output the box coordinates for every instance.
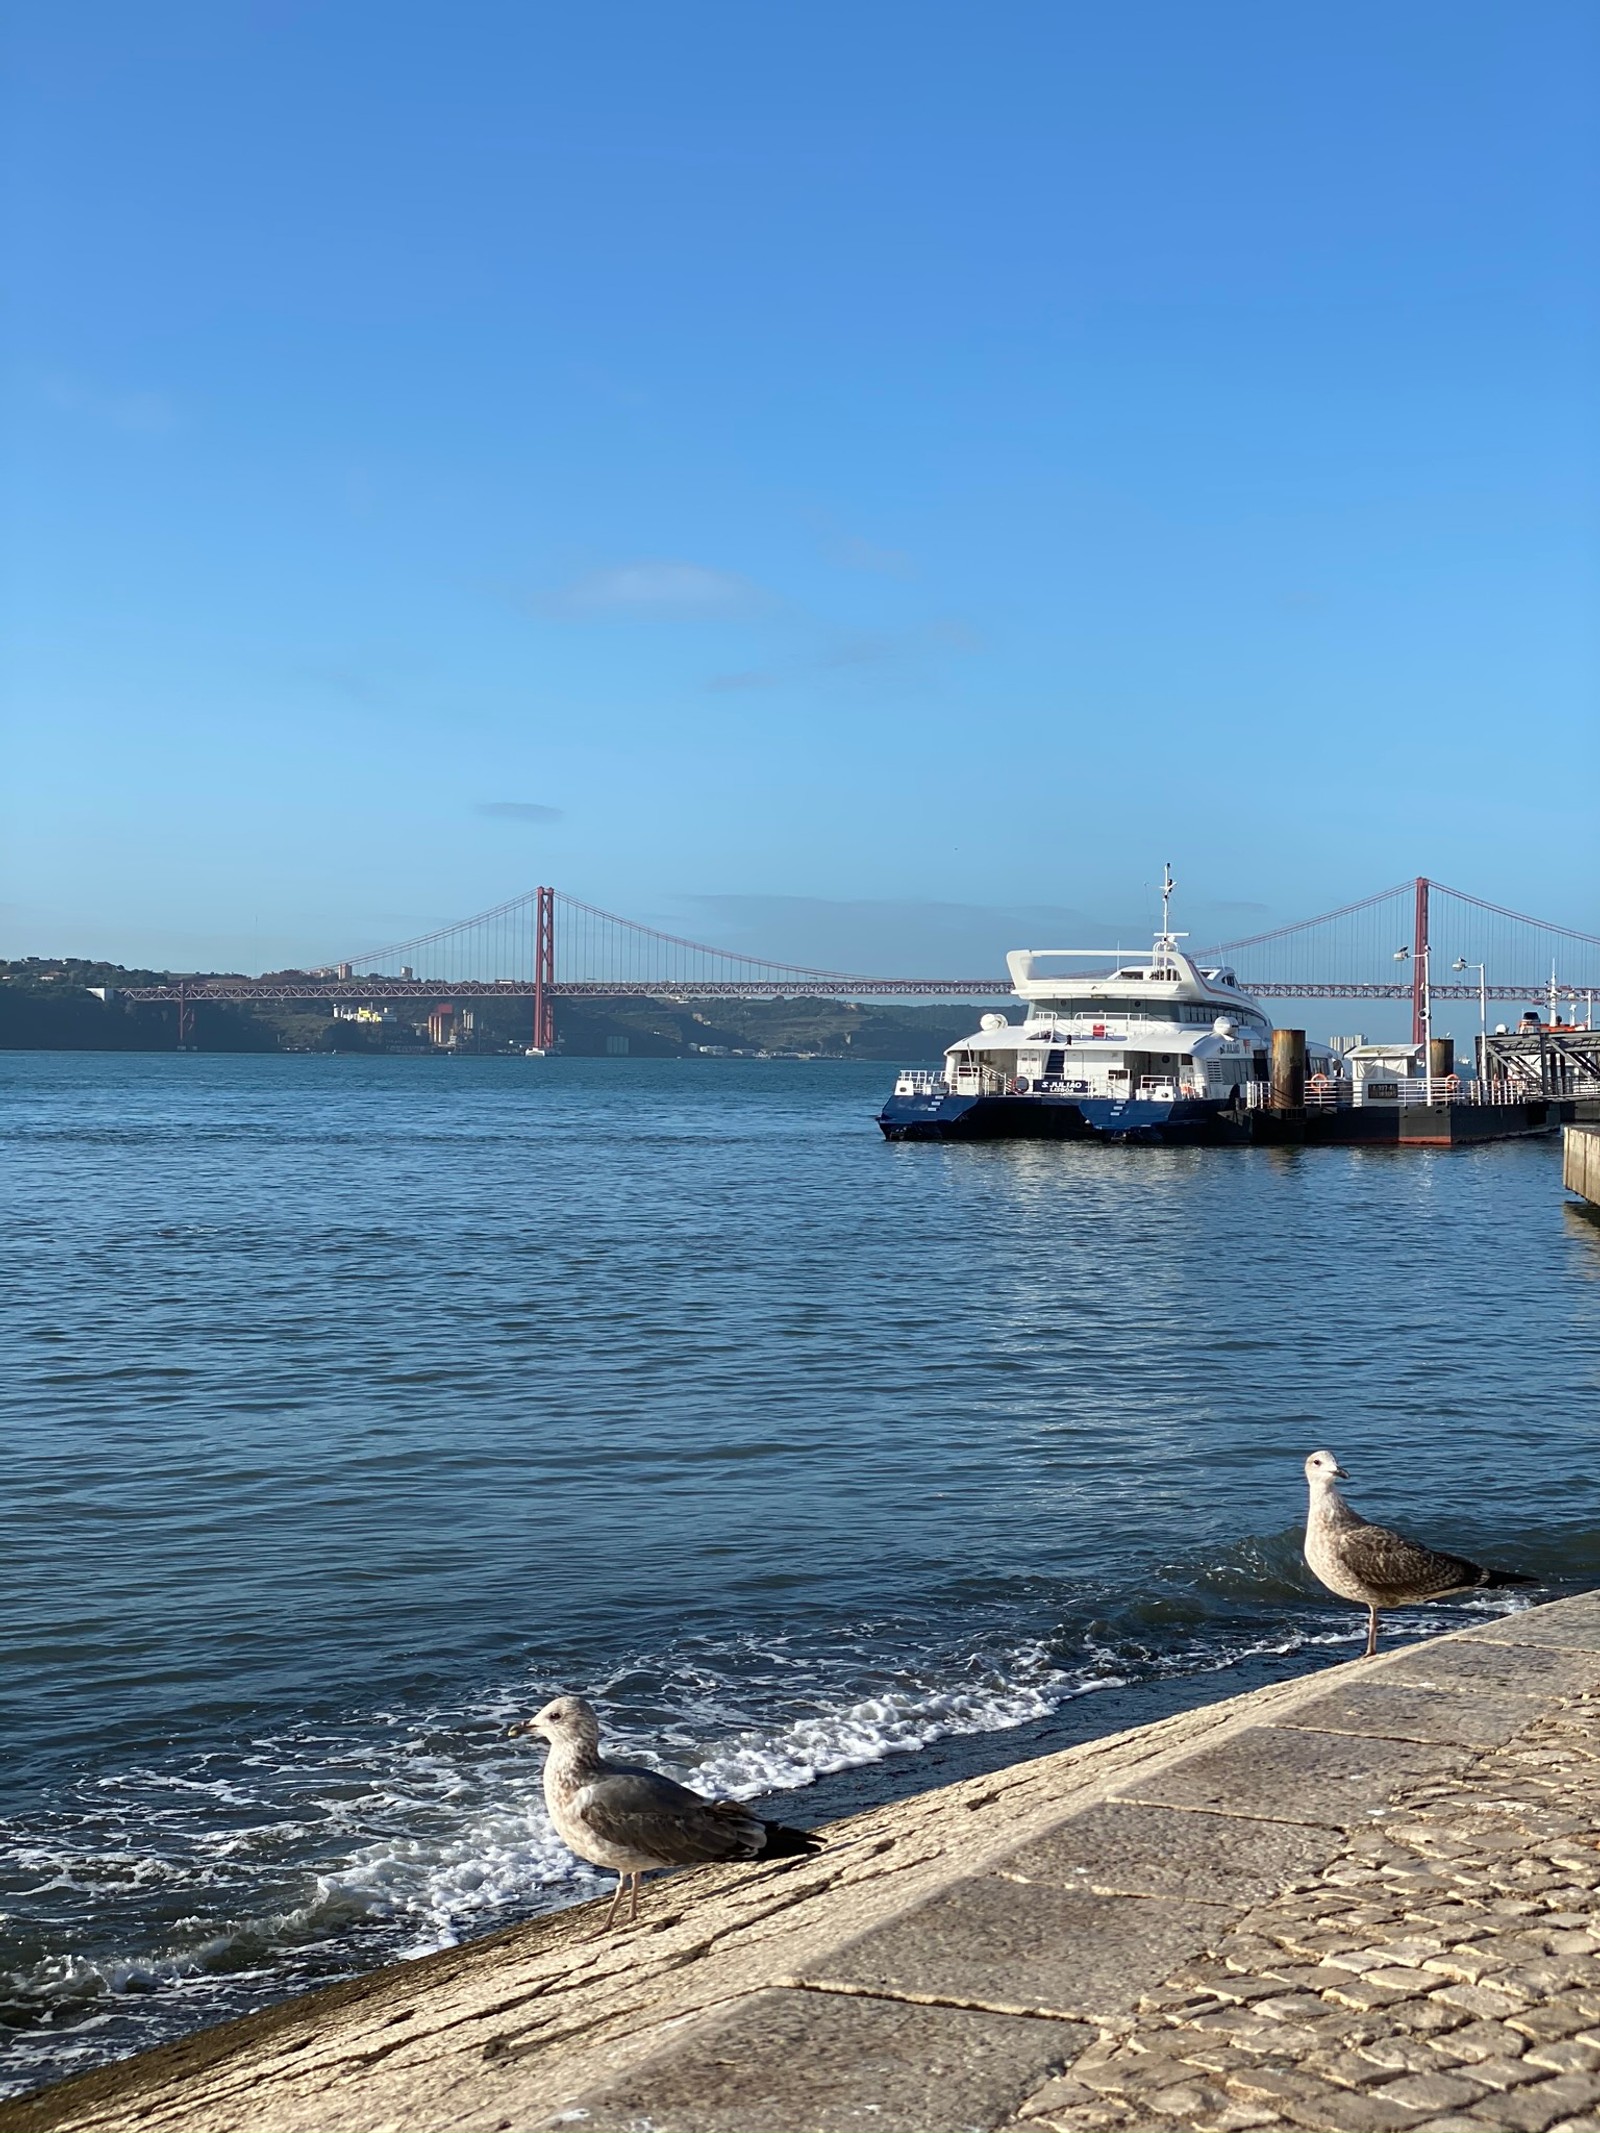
[0,960,334,1053]
[0,959,977,1061]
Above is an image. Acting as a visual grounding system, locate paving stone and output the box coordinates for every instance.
[1390,1999,1471,2035]
[1016,2073,1123,2119]
[818,1878,1228,2020]
[1374,2073,1488,2110]
[1023,2108,1137,2131]
[1512,2001,1600,2042]
[1326,1973,1429,2011]
[1117,1726,1465,1828]
[1465,2057,1543,2090]
[1147,2080,1234,2116]
[1269,2088,1429,2130]
[1254,1995,1329,2021]
[1477,1597,1600,1653]
[1003,1802,1336,1907]
[559,1987,1089,2133]
[1435,1981,1527,2018]
[1281,1685,1538,1751]
[1378,1643,1600,1700]
[1224,2068,1327,2107]
[1473,2074,1600,2131]
[1361,2039,1456,2076]
[1439,2018,1528,2062]
[1422,1949,1512,1985]
[1530,2042,1600,2077]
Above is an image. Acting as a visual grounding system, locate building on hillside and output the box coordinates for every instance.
[426,1004,475,1049]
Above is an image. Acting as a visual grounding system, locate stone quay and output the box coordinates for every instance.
[5,1594,1599,2133]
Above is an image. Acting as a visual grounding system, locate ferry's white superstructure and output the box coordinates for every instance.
[879,869,1299,1142]
[920,937,1271,1104]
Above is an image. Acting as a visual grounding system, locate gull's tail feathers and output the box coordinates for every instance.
[755,1819,824,1860]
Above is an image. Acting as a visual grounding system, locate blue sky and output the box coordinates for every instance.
[3,0,1597,976]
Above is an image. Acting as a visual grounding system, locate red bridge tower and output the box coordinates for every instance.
[532,885,555,1052]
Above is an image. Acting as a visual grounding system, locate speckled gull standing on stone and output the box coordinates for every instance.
[1302,1448,1536,1656]
[508,1695,822,1928]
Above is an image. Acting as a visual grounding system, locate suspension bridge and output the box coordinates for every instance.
[117,877,1600,1050]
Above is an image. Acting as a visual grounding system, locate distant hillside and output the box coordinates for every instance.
[0,959,982,1060]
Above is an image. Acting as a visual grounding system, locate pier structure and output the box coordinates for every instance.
[1487,1027,1600,1102]
[7,1594,1600,2133]
[1565,1125,1600,1211]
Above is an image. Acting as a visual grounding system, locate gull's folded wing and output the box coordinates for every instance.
[1330,1521,1483,1602]
[572,1772,765,1865]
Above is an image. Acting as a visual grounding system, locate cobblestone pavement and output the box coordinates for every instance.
[1013,1694,1600,2133]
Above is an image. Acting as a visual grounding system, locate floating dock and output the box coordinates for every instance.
[1245,1029,1600,1147]
[1245,1094,1599,1147]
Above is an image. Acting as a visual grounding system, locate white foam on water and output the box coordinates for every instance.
[304,1792,591,1958]
[268,1634,1099,1956]
[667,1645,1088,1798]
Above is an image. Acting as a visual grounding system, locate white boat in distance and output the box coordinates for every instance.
[878,867,1325,1143]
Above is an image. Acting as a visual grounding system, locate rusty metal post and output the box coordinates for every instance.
[1270,1028,1306,1109]
[1428,1036,1454,1084]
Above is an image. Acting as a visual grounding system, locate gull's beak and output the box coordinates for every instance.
[1333,1464,1349,1478]
[506,1720,534,1738]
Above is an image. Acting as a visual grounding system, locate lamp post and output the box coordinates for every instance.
[1393,944,1433,1094]
[1453,958,1486,1084]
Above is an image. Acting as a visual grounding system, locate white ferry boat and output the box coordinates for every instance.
[879,869,1297,1143]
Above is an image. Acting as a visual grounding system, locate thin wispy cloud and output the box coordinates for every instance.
[41,374,179,435]
[475,801,564,823]
[532,561,765,620]
[827,532,915,579]
[820,633,894,669]
[928,617,985,653]
[706,670,778,692]
[702,618,984,694]
[296,664,382,706]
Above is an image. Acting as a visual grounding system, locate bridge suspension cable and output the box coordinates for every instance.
[1201,876,1600,1034]
[550,893,873,988]
[317,875,1600,1014]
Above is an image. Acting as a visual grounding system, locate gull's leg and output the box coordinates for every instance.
[629,1873,641,1924]
[602,1873,627,1930]
[1365,1607,1379,1658]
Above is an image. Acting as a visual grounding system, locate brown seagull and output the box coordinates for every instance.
[508,1695,822,1928]
[1303,1449,1535,1656]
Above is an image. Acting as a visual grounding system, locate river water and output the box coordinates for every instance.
[3,1051,1598,2095]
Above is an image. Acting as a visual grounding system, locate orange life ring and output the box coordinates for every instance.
[1309,1072,1330,1090]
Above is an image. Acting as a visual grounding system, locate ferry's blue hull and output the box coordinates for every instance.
[877,1090,1250,1144]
